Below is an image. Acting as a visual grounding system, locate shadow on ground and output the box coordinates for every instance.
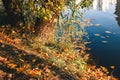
[0,42,78,80]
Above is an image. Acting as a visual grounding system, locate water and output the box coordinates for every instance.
[83,0,120,78]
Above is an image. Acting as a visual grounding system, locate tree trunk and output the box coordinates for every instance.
[35,13,58,41]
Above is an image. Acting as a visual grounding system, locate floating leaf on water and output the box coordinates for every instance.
[90,24,94,26]
[95,24,101,26]
[102,41,108,43]
[94,34,100,36]
[105,31,111,34]
[83,19,90,23]
[84,42,91,44]
[110,66,115,69]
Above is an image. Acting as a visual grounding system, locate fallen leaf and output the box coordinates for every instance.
[0,56,7,61]
[8,63,17,68]
[13,38,21,44]
[105,31,111,34]
[94,34,100,36]
[12,30,16,34]
[110,66,115,69]
[102,41,108,43]
[95,24,101,26]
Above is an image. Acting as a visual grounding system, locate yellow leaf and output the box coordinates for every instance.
[19,59,24,62]
[0,39,2,42]
[53,19,57,22]
[12,30,16,34]
[42,8,45,14]
[110,66,115,69]
[8,63,17,68]
[44,16,48,20]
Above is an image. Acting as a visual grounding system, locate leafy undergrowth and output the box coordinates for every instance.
[0,26,118,80]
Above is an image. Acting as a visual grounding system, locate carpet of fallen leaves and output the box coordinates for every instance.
[0,26,118,80]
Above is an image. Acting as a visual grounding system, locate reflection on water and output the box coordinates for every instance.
[92,0,116,12]
[115,0,120,26]
[0,1,4,11]
[84,0,120,78]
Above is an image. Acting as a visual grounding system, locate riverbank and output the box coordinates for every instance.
[0,26,118,80]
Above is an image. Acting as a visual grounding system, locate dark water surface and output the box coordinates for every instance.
[84,0,120,78]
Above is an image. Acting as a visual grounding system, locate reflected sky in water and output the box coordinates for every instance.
[92,0,116,12]
[83,0,120,78]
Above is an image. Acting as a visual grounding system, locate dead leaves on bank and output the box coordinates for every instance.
[0,26,118,80]
[81,66,117,80]
[0,32,22,46]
